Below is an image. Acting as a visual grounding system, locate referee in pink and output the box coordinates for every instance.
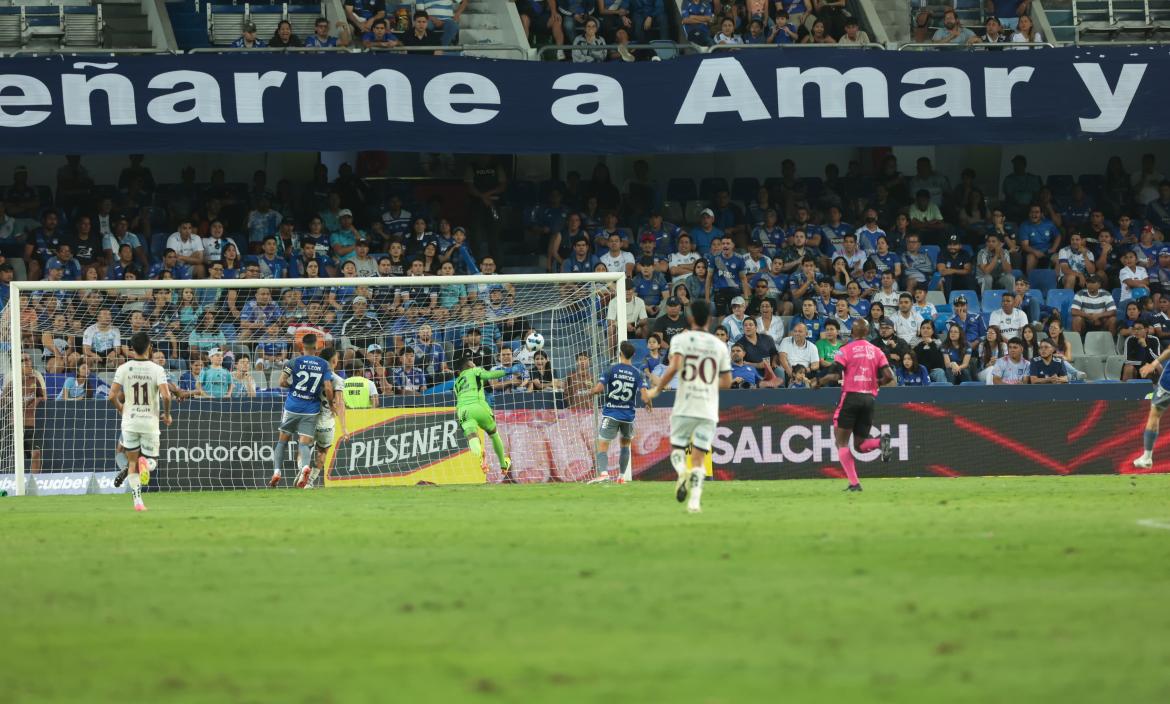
[829,319,895,491]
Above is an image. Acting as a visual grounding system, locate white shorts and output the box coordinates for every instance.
[315,425,335,450]
[670,415,716,453]
[121,429,160,458]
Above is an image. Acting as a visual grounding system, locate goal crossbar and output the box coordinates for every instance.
[6,271,628,496]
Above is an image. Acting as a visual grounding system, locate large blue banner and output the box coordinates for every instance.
[0,46,1164,154]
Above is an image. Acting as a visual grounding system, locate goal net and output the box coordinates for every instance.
[0,272,624,494]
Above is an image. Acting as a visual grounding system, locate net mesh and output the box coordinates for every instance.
[0,275,620,491]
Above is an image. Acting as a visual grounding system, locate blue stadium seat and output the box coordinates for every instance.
[699,177,728,201]
[935,304,953,316]
[922,245,940,269]
[667,178,697,203]
[627,338,648,367]
[981,289,1007,313]
[1029,268,1057,294]
[1112,288,1123,306]
[731,177,759,204]
[949,289,978,307]
[1046,288,1075,326]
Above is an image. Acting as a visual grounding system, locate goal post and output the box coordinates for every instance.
[1,271,628,495]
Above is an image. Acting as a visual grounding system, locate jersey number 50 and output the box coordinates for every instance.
[681,354,717,384]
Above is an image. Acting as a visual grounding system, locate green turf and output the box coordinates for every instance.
[4,476,1170,704]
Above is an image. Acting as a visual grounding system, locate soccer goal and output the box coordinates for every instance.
[0,272,628,496]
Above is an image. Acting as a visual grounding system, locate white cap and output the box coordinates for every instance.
[730,296,746,307]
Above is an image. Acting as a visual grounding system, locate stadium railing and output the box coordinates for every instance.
[897,41,1058,49]
[708,42,886,51]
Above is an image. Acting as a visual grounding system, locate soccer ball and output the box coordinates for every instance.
[525,332,545,352]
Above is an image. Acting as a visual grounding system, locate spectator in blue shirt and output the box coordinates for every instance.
[196,349,234,398]
[641,211,682,257]
[769,9,798,43]
[148,249,192,280]
[950,295,987,349]
[345,0,386,33]
[57,363,92,400]
[633,256,668,316]
[709,235,748,315]
[562,235,599,274]
[680,0,713,46]
[689,209,723,257]
[44,243,81,281]
[631,0,667,41]
[558,0,597,38]
[792,298,825,342]
[256,236,288,279]
[896,350,931,386]
[305,17,352,47]
[231,22,268,48]
[729,343,760,388]
[1018,204,1062,273]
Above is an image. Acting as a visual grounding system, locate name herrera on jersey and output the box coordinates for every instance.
[346,420,461,473]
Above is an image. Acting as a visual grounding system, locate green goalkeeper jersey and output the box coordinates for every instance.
[454,367,505,409]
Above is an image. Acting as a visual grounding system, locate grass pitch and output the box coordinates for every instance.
[4,476,1170,704]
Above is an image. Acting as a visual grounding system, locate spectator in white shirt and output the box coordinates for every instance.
[892,292,924,344]
[167,218,206,278]
[989,291,1029,339]
[1057,231,1096,291]
[600,232,635,278]
[1118,248,1151,303]
[607,280,648,341]
[201,219,238,264]
[976,232,1015,293]
[668,233,701,281]
[872,270,902,311]
[778,323,820,385]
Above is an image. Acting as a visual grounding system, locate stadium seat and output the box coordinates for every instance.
[0,8,22,47]
[949,289,978,307]
[1104,355,1126,380]
[1078,356,1106,381]
[1029,269,1057,294]
[683,201,705,225]
[63,6,101,47]
[208,4,246,45]
[661,201,684,225]
[251,371,269,391]
[666,178,697,204]
[1084,331,1116,358]
[926,291,946,307]
[731,177,759,204]
[922,245,940,269]
[1111,288,1123,306]
[1045,289,1075,326]
[981,289,1007,313]
[699,177,728,202]
[1066,331,1085,358]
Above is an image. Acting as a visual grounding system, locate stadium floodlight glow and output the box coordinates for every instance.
[1,272,628,496]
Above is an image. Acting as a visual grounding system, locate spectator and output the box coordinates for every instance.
[401,11,442,53]
[787,364,812,389]
[1002,155,1043,221]
[911,287,937,322]
[837,17,870,45]
[769,9,799,44]
[789,256,824,302]
[490,346,529,393]
[891,292,924,345]
[305,16,352,47]
[680,0,713,46]
[1070,274,1118,335]
[44,243,81,281]
[931,9,975,45]
[790,296,824,342]
[518,0,566,52]
[607,281,649,339]
[976,233,1016,293]
[348,238,380,277]
[58,363,93,400]
[710,235,749,315]
[417,0,466,46]
[526,349,561,392]
[1016,204,1061,274]
[1008,14,1042,48]
[632,0,668,42]
[737,316,779,378]
[346,0,386,33]
[232,355,259,398]
[874,317,911,367]
[231,21,268,48]
[941,322,974,383]
[1118,301,1149,339]
[896,350,931,386]
[901,234,934,292]
[1123,320,1161,380]
[778,323,819,385]
[991,336,1031,385]
[914,319,949,384]
[633,256,668,316]
[801,18,835,44]
[1012,277,1043,324]
[1054,231,1095,291]
[814,318,844,385]
[599,232,635,277]
[937,234,976,297]
[713,16,741,45]
[598,0,634,40]
[871,270,902,311]
[240,287,282,341]
[651,296,688,343]
[1119,249,1151,303]
[729,343,760,388]
[269,20,304,47]
[166,218,206,277]
[362,18,400,47]
[391,348,428,394]
[908,189,945,234]
[988,291,1028,340]
[572,17,608,62]
[256,236,288,279]
[201,219,238,266]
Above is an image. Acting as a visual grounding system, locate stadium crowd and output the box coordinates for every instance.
[2,150,1168,407]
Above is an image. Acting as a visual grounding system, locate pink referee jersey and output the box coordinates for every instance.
[833,339,889,397]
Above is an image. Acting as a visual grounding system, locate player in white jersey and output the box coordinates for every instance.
[646,300,732,513]
[304,347,346,489]
[109,332,172,511]
[113,350,189,489]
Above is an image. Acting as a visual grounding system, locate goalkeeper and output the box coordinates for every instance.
[454,356,512,478]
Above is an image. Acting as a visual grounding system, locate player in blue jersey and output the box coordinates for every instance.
[1133,344,1170,469]
[588,341,653,483]
[270,333,336,488]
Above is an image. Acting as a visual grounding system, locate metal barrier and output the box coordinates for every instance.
[709,41,885,51]
[187,43,529,59]
[4,47,182,57]
[536,42,693,60]
[897,41,1057,49]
